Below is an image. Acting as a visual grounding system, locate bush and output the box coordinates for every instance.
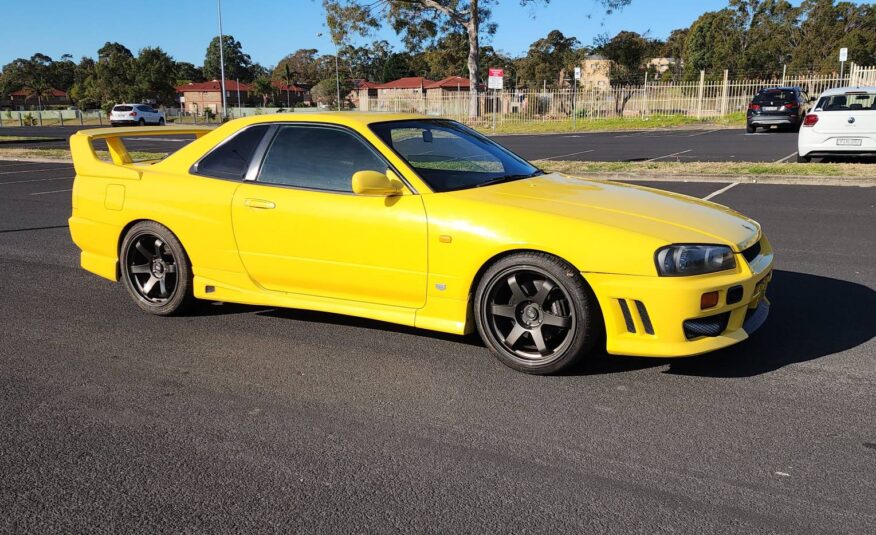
[22,113,37,126]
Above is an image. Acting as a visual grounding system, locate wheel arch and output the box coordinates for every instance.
[116,218,190,279]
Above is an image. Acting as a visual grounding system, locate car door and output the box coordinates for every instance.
[230,123,428,309]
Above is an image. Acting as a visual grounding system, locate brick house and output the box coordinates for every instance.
[271,81,312,106]
[176,80,251,115]
[3,88,69,110]
[424,76,471,97]
[374,77,435,99]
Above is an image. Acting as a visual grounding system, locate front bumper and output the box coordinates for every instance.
[586,236,774,357]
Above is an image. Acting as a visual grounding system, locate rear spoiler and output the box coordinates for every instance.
[69,125,212,180]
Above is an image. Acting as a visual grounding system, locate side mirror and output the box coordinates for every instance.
[352,169,403,196]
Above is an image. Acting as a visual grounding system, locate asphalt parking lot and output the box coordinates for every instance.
[1,160,874,533]
[1,125,804,162]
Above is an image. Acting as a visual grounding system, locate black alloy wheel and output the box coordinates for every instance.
[120,221,195,315]
[474,252,599,374]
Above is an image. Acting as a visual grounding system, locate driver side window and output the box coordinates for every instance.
[258,125,389,193]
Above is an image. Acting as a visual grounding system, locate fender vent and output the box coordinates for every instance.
[617,299,655,335]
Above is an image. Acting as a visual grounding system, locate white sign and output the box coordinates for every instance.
[839,47,848,62]
[574,67,581,80]
[488,68,504,90]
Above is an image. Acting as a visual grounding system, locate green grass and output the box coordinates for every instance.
[534,159,876,179]
[0,135,56,141]
[0,147,169,162]
[474,112,747,135]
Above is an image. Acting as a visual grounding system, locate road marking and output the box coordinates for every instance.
[645,149,692,162]
[29,188,72,196]
[702,182,740,200]
[687,129,719,137]
[541,149,594,160]
[0,176,73,185]
[0,166,71,175]
[774,151,797,163]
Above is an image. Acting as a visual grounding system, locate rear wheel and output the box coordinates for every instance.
[120,221,195,316]
[138,118,146,126]
[746,124,756,133]
[158,117,165,126]
[474,252,600,374]
[796,154,811,163]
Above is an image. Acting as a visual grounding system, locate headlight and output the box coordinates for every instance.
[655,245,736,276]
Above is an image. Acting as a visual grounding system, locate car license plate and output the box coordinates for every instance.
[837,138,862,146]
[762,106,779,111]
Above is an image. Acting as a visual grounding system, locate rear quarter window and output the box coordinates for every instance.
[193,125,271,180]
[816,93,876,111]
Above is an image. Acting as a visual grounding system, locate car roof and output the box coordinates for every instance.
[818,86,876,97]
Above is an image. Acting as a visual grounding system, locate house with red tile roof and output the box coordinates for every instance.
[175,80,251,115]
[2,88,68,110]
[271,81,312,106]
[373,77,435,99]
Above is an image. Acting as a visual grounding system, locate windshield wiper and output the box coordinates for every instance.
[475,170,544,188]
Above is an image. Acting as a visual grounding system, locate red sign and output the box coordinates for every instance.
[488,68,504,77]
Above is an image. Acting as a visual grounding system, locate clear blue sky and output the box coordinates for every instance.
[0,0,842,68]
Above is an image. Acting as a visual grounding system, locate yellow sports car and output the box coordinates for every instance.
[69,113,773,374]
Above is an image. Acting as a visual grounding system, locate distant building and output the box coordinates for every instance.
[647,57,677,78]
[373,77,435,99]
[2,88,69,110]
[425,76,472,97]
[579,55,612,89]
[271,81,311,106]
[349,79,380,110]
[175,80,251,115]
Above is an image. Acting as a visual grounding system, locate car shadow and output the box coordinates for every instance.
[191,270,874,377]
[574,269,875,378]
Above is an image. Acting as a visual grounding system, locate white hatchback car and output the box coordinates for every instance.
[110,104,165,127]
[797,86,876,162]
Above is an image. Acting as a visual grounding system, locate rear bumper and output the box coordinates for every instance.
[747,115,798,126]
[798,131,876,157]
[110,120,140,126]
[586,237,774,358]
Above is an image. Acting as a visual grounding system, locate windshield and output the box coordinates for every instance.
[113,105,133,112]
[815,93,876,111]
[369,119,541,192]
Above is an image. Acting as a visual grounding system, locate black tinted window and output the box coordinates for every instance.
[257,125,387,192]
[195,125,269,180]
[753,90,797,104]
[113,105,133,112]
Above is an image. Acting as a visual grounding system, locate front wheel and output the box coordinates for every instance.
[474,252,600,374]
[120,221,195,316]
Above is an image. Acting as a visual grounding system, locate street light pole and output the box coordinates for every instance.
[217,0,227,120]
[335,45,341,111]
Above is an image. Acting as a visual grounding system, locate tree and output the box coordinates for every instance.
[203,35,252,82]
[136,47,177,105]
[595,31,652,113]
[311,77,352,107]
[273,49,323,85]
[1,54,59,109]
[323,1,631,117]
[251,77,274,107]
[515,30,585,89]
[174,61,204,84]
[338,40,394,82]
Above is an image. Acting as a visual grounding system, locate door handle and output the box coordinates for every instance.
[243,198,276,210]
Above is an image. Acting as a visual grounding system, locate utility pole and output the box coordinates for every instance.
[217,0,227,120]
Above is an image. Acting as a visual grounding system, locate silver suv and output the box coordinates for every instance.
[110,104,165,127]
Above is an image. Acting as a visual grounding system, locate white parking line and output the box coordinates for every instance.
[645,149,692,162]
[687,129,719,137]
[0,176,73,185]
[29,188,72,196]
[702,182,740,201]
[541,149,595,160]
[773,151,797,163]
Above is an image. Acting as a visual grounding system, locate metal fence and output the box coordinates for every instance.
[365,67,875,127]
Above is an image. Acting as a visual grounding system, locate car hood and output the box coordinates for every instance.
[451,173,760,251]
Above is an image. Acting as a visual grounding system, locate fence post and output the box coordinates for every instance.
[720,69,729,116]
[642,71,648,117]
[19,113,24,127]
[59,111,64,126]
[696,70,705,119]
[79,110,84,126]
[0,112,3,127]
[37,110,43,126]
[98,112,103,126]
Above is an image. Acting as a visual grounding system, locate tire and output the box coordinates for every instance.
[119,221,196,316]
[158,117,165,126]
[796,154,811,163]
[746,124,756,133]
[138,118,146,126]
[473,252,600,374]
